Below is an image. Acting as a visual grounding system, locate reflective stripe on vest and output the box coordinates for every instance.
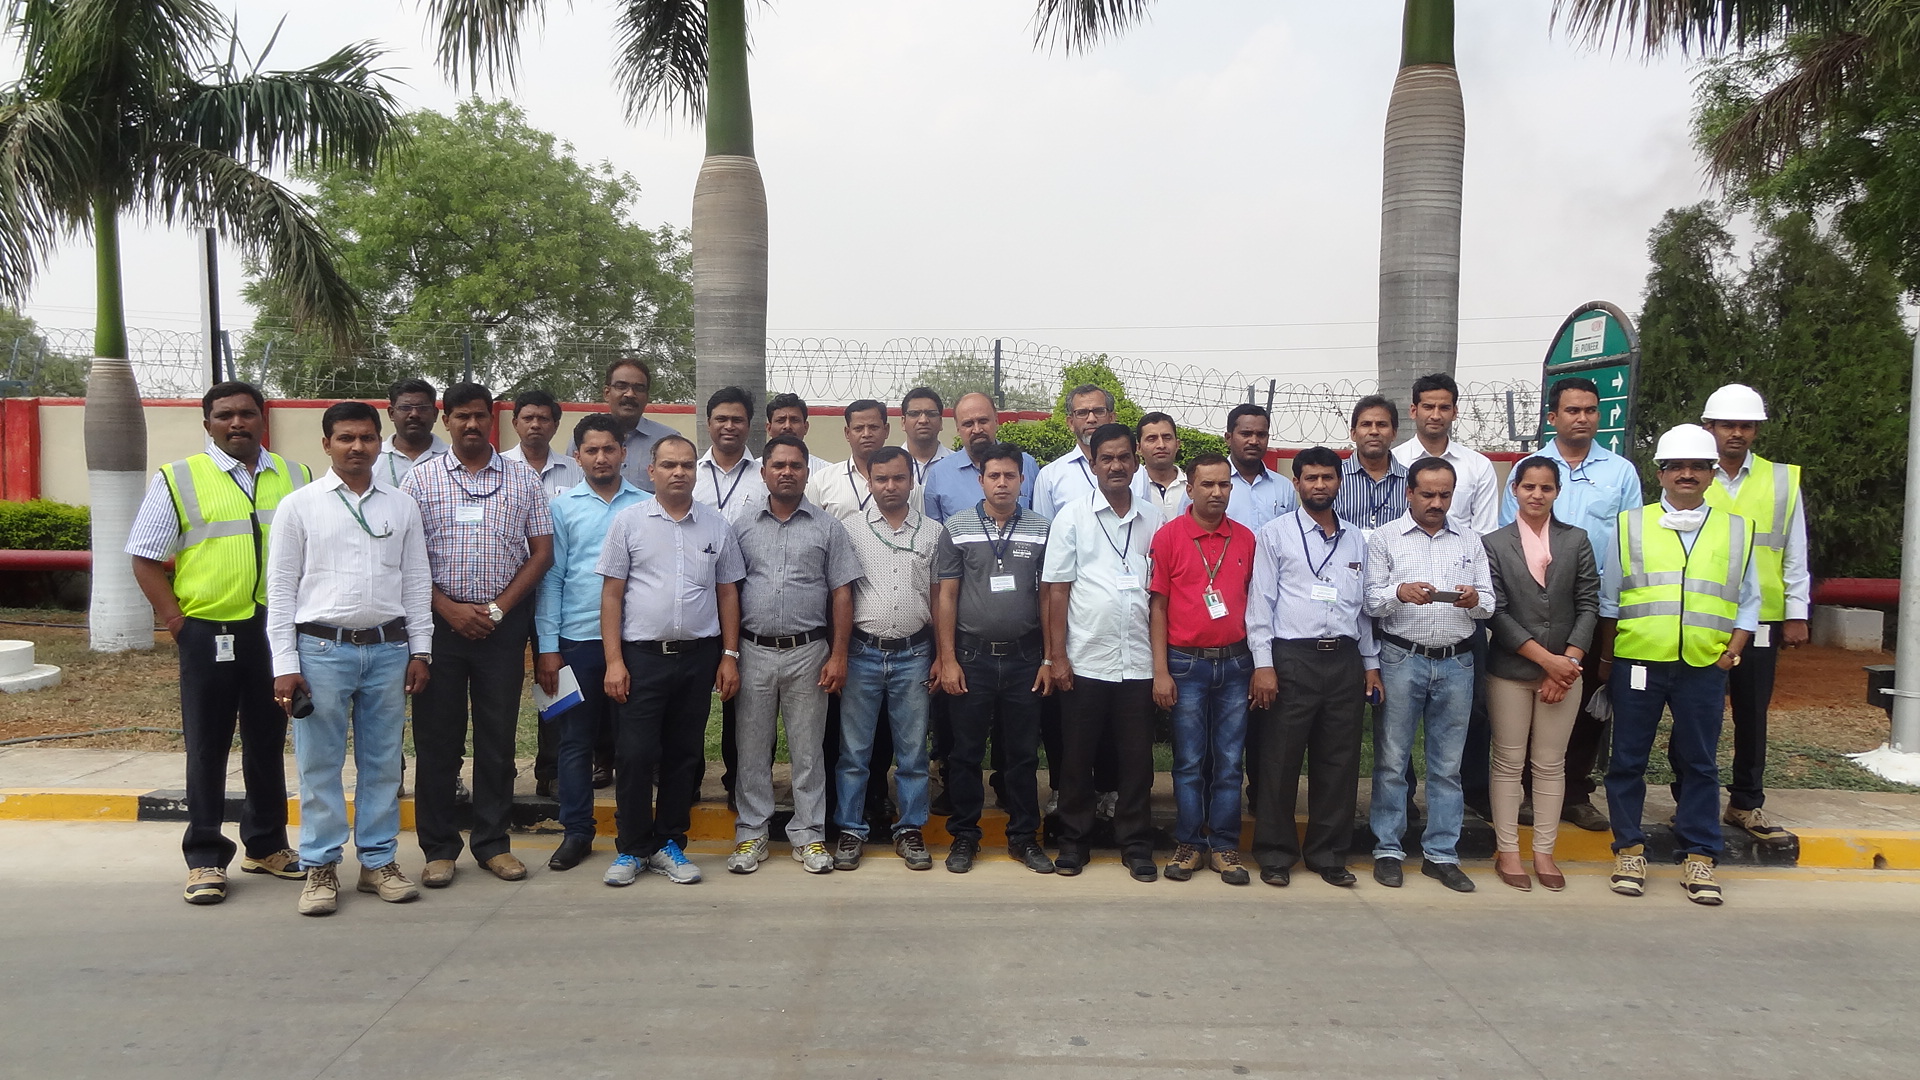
[163,451,310,621]
[1704,455,1799,622]
[1615,505,1752,667]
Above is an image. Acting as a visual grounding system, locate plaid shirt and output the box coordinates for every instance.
[1363,512,1493,647]
[402,450,554,603]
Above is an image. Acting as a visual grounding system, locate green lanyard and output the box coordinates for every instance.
[867,512,922,554]
[334,487,393,539]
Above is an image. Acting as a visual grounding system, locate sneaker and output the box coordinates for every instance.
[1681,854,1724,905]
[833,831,865,871]
[1561,799,1610,832]
[1009,839,1055,874]
[603,853,643,887]
[1044,789,1060,817]
[894,828,933,871]
[645,841,702,884]
[297,863,339,916]
[1210,849,1251,886]
[1724,806,1795,847]
[1610,845,1648,897]
[946,837,979,873]
[1094,790,1118,821]
[727,837,770,874]
[795,842,834,874]
[1164,843,1203,882]
[241,849,307,880]
[356,862,420,903]
[183,866,227,905]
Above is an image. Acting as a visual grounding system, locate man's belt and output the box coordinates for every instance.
[744,627,829,650]
[853,627,933,652]
[1169,640,1251,660]
[1275,636,1357,653]
[1378,631,1471,660]
[628,636,719,656]
[956,629,1043,657]
[297,618,407,646]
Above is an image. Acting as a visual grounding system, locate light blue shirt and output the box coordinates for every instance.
[534,479,651,651]
[922,448,1036,523]
[1599,499,1761,630]
[1032,446,1149,520]
[1499,439,1643,583]
[1247,509,1380,671]
[1226,466,1298,533]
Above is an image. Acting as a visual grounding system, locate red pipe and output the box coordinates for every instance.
[1813,579,1899,607]
[0,549,92,571]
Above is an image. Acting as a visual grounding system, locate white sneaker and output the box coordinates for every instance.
[603,853,642,887]
[1681,855,1723,905]
[794,841,834,874]
[727,836,770,874]
[1610,847,1648,897]
[646,841,702,884]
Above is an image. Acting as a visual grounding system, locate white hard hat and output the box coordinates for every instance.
[1654,424,1719,463]
[1701,383,1768,422]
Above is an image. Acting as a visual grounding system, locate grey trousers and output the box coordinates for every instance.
[735,638,832,847]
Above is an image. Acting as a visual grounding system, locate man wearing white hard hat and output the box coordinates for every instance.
[1597,424,1760,906]
[1700,383,1806,847]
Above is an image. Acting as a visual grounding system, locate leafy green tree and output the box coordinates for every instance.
[1633,204,1749,467]
[244,99,694,400]
[900,353,1050,414]
[997,355,1226,468]
[0,309,86,395]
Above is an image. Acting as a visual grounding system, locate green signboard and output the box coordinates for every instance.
[1536,302,1639,456]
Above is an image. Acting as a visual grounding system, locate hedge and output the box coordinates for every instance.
[0,499,90,550]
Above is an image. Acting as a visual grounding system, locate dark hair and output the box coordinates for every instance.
[1136,411,1178,437]
[1410,372,1459,407]
[900,386,943,413]
[844,399,886,425]
[321,400,381,438]
[512,389,559,421]
[1547,377,1600,411]
[651,433,696,461]
[1184,452,1230,481]
[1512,454,1563,489]
[443,382,494,414]
[706,385,754,418]
[977,442,1025,475]
[766,393,808,421]
[1087,422,1137,459]
[1225,403,1269,434]
[868,445,912,473]
[387,377,437,407]
[1292,445,1342,477]
[202,380,265,418]
[763,433,811,462]
[571,412,623,450]
[1065,383,1114,411]
[1350,394,1399,431]
[1406,455,1457,487]
[604,356,651,389]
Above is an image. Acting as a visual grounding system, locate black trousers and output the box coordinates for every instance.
[1056,676,1155,858]
[412,602,532,864]
[1252,640,1364,872]
[615,639,721,857]
[1459,623,1492,807]
[1041,691,1117,793]
[177,613,289,868]
[946,646,1044,844]
[1726,622,1780,810]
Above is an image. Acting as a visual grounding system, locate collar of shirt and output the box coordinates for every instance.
[1344,453,1406,481]
[862,505,927,536]
[564,477,645,504]
[643,496,708,524]
[1391,510,1458,539]
[699,448,759,476]
[503,443,568,473]
[203,438,275,476]
[1092,487,1146,526]
[1289,506,1345,542]
[440,448,503,477]
[313,469,395,497]
[1714,451,1755,485]
[1145,471,1185,495]
[754,498,823,524]
[1173,507,1234,541]
[380,433,448,459]
[1540,437,1617,479]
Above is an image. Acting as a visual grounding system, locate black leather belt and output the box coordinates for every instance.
[1276,636,1357,652]
[1169,640,1251,660]
[744,627,829,650]
[853,627,933,652]
[628,636,718,656]
[956,629,1043,657]
[1379,631,1471,660]
[297,618,407,646]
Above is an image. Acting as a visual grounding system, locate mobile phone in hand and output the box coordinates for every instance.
[1428,589,1462,604]
[289,684,314,719]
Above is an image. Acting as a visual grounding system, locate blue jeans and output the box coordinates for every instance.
[291,636,408,869]
[1368,640,1474,864]
[1167,648,1252,849]
[836,637,932,839]
[553,638,612,841]
[1606,658,1727,858]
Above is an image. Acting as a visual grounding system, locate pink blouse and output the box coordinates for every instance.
[1518,515,1553,588]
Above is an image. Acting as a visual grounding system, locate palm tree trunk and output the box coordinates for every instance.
[692,0,768,453]
[1377,0,1463,436]
[85,199,154,652]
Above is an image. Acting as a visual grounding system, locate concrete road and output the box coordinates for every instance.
[5,821,1919,1079]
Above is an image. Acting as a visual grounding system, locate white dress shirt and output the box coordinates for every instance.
[806,458,925,523]
[1142,470,1189,520]
[264,470,434,677]
[694,448,768,525]
[1032,445,1150,519]
[375,434,449,489]
[1041,489,1164,681]
[1393,436,1500,536]
[502,443,583,500]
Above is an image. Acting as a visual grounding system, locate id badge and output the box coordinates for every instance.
[214,633,236,663]
[1755,625,1772,649]
[1204,588,1228,620]
[990,574,1017,593]
[1309,581,1339,604]
[1629,664,1648,691]
[1116,573,1141,591]
[454,504,484,525]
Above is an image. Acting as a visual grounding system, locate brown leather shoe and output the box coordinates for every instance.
[357,862,421,903]
[1495,865,1533,892]
[481,852,528,881]
[421,859,457,888]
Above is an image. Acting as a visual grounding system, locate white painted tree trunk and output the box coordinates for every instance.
[84,357,154,652]
[691,154,769,452]
[1377,62,1465,434]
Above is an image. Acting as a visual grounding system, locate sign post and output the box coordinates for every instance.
[1535,300,1639,455]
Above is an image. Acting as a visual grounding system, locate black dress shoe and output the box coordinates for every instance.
[1009,840,1055,874]
[1260,864,1291,887]
[1373,856,1404,888]
[534,778,554,799]
[1318,865,1357,887]
[1054,850,1085,877]
[945,837,978,873]
[548,835,593,872]
[591,763,614,789]
[1126,858,1159,883]
[1421,860,1477,893]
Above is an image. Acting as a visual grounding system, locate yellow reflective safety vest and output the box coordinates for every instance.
[1613,505,1754,667]
[161,451,311,621]
[1703,454,1800,623]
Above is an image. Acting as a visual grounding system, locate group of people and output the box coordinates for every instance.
[131,356,1805,915]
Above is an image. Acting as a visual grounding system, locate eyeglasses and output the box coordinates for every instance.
[391,404,435,416]
[903,409,941,421]
[607,380,650,396]
[1069,407,1110,420]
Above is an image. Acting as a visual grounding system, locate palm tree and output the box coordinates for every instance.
[427,0,765,450]
[0,1,400,651]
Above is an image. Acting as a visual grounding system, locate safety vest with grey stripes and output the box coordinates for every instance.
[1613,504,1753,668]
[1704,456,1800,623]
[161,451,310,622]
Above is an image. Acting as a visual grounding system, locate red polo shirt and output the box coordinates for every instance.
[1148,509,1256,649]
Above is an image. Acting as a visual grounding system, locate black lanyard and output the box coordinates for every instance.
[848,462,873,512]
[706,460,747,509]
[1368,472,1400,523]
[334,486,393,538]
[983,506,1019,569]
[1297,513,1341,580]
[1096,510,1136,572]
[449,458,504,500]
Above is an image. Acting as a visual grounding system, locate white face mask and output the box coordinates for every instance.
[1661,507,1708,532]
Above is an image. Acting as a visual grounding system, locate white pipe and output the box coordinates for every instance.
[1891,328,1920,751]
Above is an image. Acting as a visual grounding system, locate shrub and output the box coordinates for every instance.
[0,499,91,550]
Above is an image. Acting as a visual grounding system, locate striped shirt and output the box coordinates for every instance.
[935,503,1051,642]
[1363,512,1494,647]
[401,450,554,604]
[1331,453,1408,536]
[843,506,942,637]
[126,439,299,561]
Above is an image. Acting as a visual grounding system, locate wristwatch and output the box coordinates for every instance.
[723,649,741,659]
[411,653,432,666]
[487,602,504,624]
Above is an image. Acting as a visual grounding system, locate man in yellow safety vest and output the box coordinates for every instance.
[1597,424,1759,907]
[128,381,313,906]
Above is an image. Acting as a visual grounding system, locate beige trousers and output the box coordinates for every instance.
[1488,674,1582,854]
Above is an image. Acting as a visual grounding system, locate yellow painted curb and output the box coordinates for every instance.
[0,788,141,821]
[1792,829,1920,871]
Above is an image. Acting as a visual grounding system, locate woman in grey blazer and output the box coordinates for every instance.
[1484,457,1599,892]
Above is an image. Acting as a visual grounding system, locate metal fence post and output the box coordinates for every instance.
[1890,329,1920,752]
[462,330,473,384]
[993,338,1004,409]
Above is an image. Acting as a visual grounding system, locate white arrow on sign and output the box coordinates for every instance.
[1606,433,1620,451]
[1609,404,1622,425]
[1610,372,1625,391]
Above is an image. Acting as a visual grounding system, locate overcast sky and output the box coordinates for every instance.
[12,0,1717,390]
